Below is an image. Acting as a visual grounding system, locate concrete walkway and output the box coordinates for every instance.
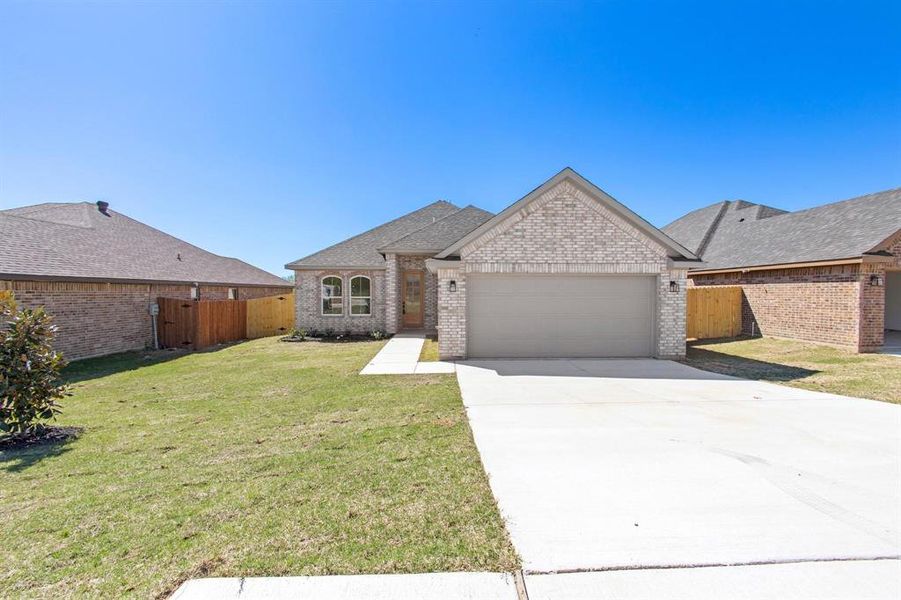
[881,330,901,357]
[360,332,456,374]
[171,572,518,599]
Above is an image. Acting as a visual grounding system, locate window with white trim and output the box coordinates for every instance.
[321,276,343,315]
[228,288,238,300]
[350,275,371,316]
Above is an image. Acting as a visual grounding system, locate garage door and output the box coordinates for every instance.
[467,274,656,358]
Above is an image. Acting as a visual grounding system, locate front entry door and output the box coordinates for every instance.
[402,270,424,328]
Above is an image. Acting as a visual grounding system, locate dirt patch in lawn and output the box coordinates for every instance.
[0,426,82,450]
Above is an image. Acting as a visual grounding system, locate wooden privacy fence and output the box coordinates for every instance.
[686,286,743,340]
[246,293,295,338]
[157,293,294,350]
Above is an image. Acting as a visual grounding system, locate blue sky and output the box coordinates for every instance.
[1,1,899,276]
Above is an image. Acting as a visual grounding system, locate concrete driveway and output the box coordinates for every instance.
[456,359,901,595]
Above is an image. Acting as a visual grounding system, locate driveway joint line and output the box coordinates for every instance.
[522,554,901,576]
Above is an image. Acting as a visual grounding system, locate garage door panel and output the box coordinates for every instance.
[467,274,655,358]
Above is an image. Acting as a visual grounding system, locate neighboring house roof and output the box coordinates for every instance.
[378,205,495,253]
[663,188,901,271]
[437,167,699,261]
[285,201,480,269]
[0,202,290,287]
[659,201,789,256]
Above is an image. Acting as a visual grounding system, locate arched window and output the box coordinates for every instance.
[350,275,371,316]
[321,276,343,315]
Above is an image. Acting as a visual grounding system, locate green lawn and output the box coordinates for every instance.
[685,337,900,404]
[419,336,439,362]
[0,338,516,598]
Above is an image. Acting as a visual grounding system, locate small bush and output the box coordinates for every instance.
[287,328,307,341]
[0,293,69,436]
[371,330,385,340]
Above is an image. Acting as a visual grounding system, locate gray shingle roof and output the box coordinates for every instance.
[0,202,290,287]
[379,205,494,253]
[286,201,463,269]
[660,201,731,256]
[663,188,901,270]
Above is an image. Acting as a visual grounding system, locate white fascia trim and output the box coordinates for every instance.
[425,259,462,274]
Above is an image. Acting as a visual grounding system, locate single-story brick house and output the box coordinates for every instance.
[287,168,699,360]
[1,201,292,360]
[663,188,901,352]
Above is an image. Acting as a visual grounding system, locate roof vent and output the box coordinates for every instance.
[96,201,110,215]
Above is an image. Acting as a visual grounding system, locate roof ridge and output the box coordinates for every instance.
[378,204,495,251]
[695,200,731,258]
[379,206,465,248]
[285,200,460,266]
[0,201,73,214]
[0,205,94,228]
[761,186,901,222]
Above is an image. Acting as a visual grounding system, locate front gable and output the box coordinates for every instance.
[438,168,696,264]
[462,179,668,264]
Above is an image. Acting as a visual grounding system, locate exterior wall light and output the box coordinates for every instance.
[669,280,679,293]
[449,280,457,292]
[869,274,884,287]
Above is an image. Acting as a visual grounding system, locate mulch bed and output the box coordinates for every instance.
[280,334,386,343]
[0,426,82,450]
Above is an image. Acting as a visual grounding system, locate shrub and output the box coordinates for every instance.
[287,327,307,341]
[0,293,69,436]
[371,330,385,340]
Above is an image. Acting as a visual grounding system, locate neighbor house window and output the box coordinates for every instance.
[350,275,371,316]
[321,276,343,315]
[228,288,238,300]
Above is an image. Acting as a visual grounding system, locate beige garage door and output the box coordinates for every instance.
[467,274,656,358]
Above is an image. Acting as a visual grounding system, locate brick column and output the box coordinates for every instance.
[656,269,687,358]
[385,254,399,334]
[437,267,465,359]
[858,263,885,352]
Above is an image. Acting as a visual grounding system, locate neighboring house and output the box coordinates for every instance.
[663,189,901,352]
[1,201,292,360]
[287,168,698,360]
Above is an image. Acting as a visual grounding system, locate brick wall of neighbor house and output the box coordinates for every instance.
[690,265,867,350]
[294,270,387,334]
[0,280,291,360]
[437,180,686,359]
[689,231,901,352]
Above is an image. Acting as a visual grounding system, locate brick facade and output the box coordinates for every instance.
[294,255,437,337]
[437,180,687,359]
[1,280,291,361]
[294,270,387,335]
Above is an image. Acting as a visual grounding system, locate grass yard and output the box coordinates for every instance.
[0,338,516,598]
[419,336,439,362]
[685,337,900,404]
